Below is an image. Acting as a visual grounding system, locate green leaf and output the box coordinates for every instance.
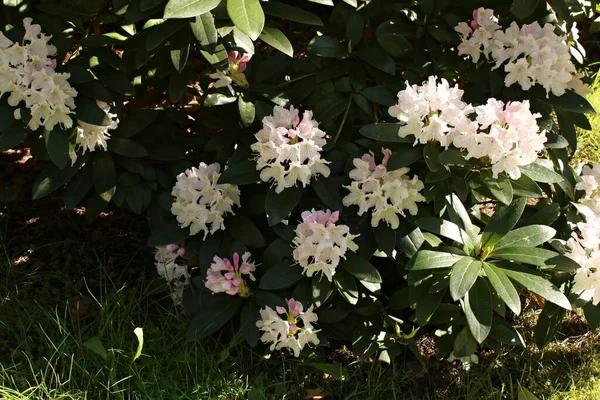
[376,20,413,58]
[423,143,440,172]
[386,147,421,170]
[518,384,540,400]
[494,225,556,250]
[259,26,293,57]
[227,0,264,41]
[92,152,117,202]
[409,250,462,271]
[415,217,470,245]
[490,316,525,347]
[445,194,477,238]
[218,160,260,185]
[113,110,159,138]
[359,123,410,142]
[64,167,92,209]
[237,95,255,127]
[453,326,477,357]
[499,264,571,310]
[85,194,109,223]
[76,80,113,104]
[240,301,260,347]
[346,13,364,46]
[360,86,396,106]
[540,89,596,114]
[520,161,564,183]
[76,97,111,126]
[511,173,544,198]
[307,36,345,58]
[449,257,481,301]
[108,138,148,157]
[0,123,27,152]
[463,278,492,343]
[265,186,302,226]
[190,12,218,47]
[334,268,359,305]
[44,129,71,170]
[204,93,237,106]
[534,302,566,349]
[480,198,527,249]
[306,363,349,381]
[83,337,108,360]
[491,247,569,268]
[164,0,221,19]
[228,214,266,248]
[355,47,396,75]
[524,203,560,226]
[312,276,332,307]
[583,302,600,330]
[483,172,513,205]
[259,259,303,290]
[187,296,241,340]
[171,44,190,73]
[546,0,570,21]
[312,177,342,210]
[482,262,521,315]
[32,163,80,200]
[339,254,382,283]
[512,0,539,19]
[262,2,323,25]
[373,224,396,256]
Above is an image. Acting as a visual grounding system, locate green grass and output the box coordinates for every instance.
[2,238,600,400]
[573,74,600,164]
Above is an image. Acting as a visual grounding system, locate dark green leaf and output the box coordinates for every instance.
[76,97,111,126]
[334,268,359,305]
[312,276,332,307]
[415,217,470,245]
[360,86,395,106]
[449,257,481,301]
[445,194,476,238]
[500,264,571,310]
[259,26,293,57]
[482,262,521,315]
[312,177,342,210]
[306,363,349,381]
[480,198,527,249]
[534,302,566,349]
[491,247,569,269]
[76,81,113,104]
[511,173,544,198]
[583,302,600,330]
[355,47,395,75]
[453,326,477,357]
[512,0,539,19]
[114,110,159,138]
[490,316,525,346]
[540,90,596,114]
[307,36,345,58]
[494,225,556,249]
[482,172,513,205]
[0,123,27,152]
[262,2,322,25]
[520,161,564,183]
[386,147,421,169]
[44,129,71,170]
[32,163,80,200]
[396,226,425,257]
[108,138,148,157]
[358,123,410,142]
[339,254,382,283]
[265,186,302,226]
[373,224,396,256]
[164,0,222,19]
[92,152,117,202]
[518,385,540,400]
[64,167,92,209]
[409,250,462,270]
[171,44,190,73]
[187,296,241,340]
[464,278,492,343]
[228,214,266,247]
[240,301,260,347]
[227,0,264,40]
[346,13,364,46]
[259,259,303,290]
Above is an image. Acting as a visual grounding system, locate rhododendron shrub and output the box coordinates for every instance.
[1,0,598,363]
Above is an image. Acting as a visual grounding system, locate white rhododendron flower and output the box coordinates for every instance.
[171,162,241,238]
[256,298,320,357]
[343,148,425,229]
[69,100,119,164]
[453,98,546,179]
[155,243,189,305]
[205,252,256,297]
[0,18,77,131]
[388,76,475,148]
[292,209,359,281]
[575,162,600,213]
[251,105,330,193]
[455,8,589,97]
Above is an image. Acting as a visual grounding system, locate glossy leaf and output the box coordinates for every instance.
[464,278,493,343]
[227,0,264,40]
[164,0,221,19]
[482,262,521,315]
[449,257,481,301]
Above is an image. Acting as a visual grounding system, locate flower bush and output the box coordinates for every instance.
[1,0,599,364]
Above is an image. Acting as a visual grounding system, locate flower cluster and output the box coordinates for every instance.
[455,8,589,97]
[251,105,330,193]
[454,98,546,179]
[292,209,358,281]
[69,100,119,164]
[155,243,189,305]
[171,162,241,238]
[256,298,320,357]
[388,75,474,148]
[575,163,600,213]
[209,50,251,94]
[389,76,546,179]
[205,252,256,297]
[0,18,77,131]
[343,148,425,229]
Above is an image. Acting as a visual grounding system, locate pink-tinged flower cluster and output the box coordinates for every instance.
[343,148,425,229]
[209,50,252,95]
[251,105,330,193]
[292,209,359,281]
[389,76,546,179]
[455,8,589,97]
[155,243,189,305]
[205,252,256,297]
[256,298,320,357]
[0,18,77,131]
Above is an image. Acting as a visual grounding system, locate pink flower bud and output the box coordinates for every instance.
[289,323,298,332]
[224,259,234,271]
[233,252,240,268]
[177,248,186,257]
[293,113,300,127]
[240,264,251,274]
[226,288,239,296]
[472,9,478,19]
[288,298,301,317]
[382,148,392,166]
[166,244,179,252]
[470,20,477,30]
[327,211,340,226]
[49,59,57,70]
[224,272,235,280]
[238,62,247,72]
[276,306,286,314]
